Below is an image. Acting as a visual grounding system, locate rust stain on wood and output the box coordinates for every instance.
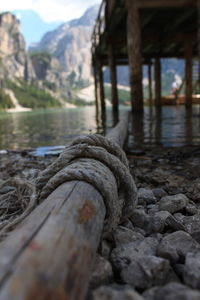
[11,277,21,295]
[78,200,96,224]
[28,241,42,251]
[26,280,69,300]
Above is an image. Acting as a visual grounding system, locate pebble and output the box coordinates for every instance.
[157,231,200,263]
[159,194,189,213]
[121,255,170,289]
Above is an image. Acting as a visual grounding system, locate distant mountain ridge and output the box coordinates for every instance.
[30,5,99,85]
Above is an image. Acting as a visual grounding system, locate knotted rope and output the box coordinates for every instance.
[0,134,137,237]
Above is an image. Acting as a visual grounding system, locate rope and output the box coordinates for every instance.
[0,134,137,236]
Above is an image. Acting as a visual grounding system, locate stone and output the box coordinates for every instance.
[152,188,167,200]
[143,282,200,300]
[181,215,200,235]
[130,209,151,231]
[157,231,200,263]
[147,204,159,215]
[191,231,200,243]
[111,237,159,271]
[138,188,157,205]
[113,226,144,247]
[183,252,200,289]
[93,285,145,300]
[142,287,159,300]
[164,175,185,195]
[121,219,135,230]
[159,194,189,213]
[165,214,186,231]
[99,240,112,260]
[174,264,184,280]
[185,203,198,215]
[89,255,113,288]
[149,211,171,233]
[121,255,170,289]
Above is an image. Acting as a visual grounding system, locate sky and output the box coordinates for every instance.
[0,0,101,46]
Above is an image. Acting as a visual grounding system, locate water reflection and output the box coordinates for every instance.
[0,107,98,149]
[0,105,200,150]
[130,105,200,147]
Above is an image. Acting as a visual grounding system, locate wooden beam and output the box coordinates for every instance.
[135,0,197,8]
[185,42,193,107]
[127,1,143,112]
[155,58,162,106]
[97,61,106,121]
[0,112,130,300]
[93,62,100,124]
[108,44,119,125]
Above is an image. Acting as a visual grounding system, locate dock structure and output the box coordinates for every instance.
[92,0,199,122]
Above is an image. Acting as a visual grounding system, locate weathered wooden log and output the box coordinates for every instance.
[0,112,130,300]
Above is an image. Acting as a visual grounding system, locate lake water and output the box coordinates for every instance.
[0,105,200,153]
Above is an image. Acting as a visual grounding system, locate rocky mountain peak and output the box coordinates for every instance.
[29,4,99,85]
[69,4,99,27]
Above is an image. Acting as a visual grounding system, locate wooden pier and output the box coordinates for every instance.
[92,0,199,123]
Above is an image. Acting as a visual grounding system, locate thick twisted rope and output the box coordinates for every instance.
[0,134,137,236]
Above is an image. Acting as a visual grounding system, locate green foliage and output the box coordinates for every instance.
[6,81,61,109]
[65,96,94,106]
[43,80,57,91]
[29,51,52,64]
[0,88,14,109]
[67,72,90,89]
[104,86,130,104]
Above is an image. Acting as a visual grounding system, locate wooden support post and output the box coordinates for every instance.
[148,62,153,105]
[155,58,162,106]
[97,61,106,121]
[0,113,130,300]
[108,44,119,125]
[185,42,193,108]
[93,62,100,124]
[127,1,143,113]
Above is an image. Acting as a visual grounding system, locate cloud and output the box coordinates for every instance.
[0,0,101,22]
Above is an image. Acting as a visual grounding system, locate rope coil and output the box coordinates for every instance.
[0,134,137,236]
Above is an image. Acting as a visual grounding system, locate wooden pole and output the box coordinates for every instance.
[127,0,143,113]
[0,112,130,300]
[155,58,162,106]
[93,62,100,124]
[185,42,193,108]
[108,44,119,125]
[148,62,153,106]
[97,61,106,122]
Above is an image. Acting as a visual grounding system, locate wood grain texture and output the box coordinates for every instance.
[0,181,105,300]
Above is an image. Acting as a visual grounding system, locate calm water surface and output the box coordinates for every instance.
[0,105,200,152]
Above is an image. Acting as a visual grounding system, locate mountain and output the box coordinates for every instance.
[0,12,35,82]
[12,10,62,48]
[30,5,99,86]
[0,12,73,110]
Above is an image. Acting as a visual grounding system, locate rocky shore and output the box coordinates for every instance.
[0,145,200,299]
[88,145,200,299]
